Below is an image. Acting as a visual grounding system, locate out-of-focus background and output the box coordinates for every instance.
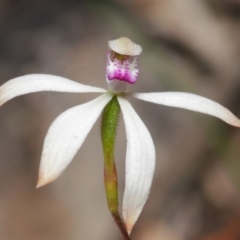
[0,0,240,239]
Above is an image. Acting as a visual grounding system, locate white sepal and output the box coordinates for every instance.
[134,92,240,127]
[108,37,142,56]
[37,93,112,188]
[118,96,155,234]
[0,74,107,106]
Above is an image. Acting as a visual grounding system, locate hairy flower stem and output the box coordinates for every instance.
[101,96,131,240]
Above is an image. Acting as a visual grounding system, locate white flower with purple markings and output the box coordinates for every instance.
[0,37,239,236]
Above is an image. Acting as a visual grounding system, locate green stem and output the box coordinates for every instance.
[101,96,131,240]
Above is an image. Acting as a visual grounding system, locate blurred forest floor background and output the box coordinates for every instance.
[0,0,240,239]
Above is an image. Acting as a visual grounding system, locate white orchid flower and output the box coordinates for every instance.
[0,37,240,237]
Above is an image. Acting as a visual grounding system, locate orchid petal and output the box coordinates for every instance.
[134,92,240,127]
[0,74,107,106]
[37,93,112,188]
[118,96,155,234]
